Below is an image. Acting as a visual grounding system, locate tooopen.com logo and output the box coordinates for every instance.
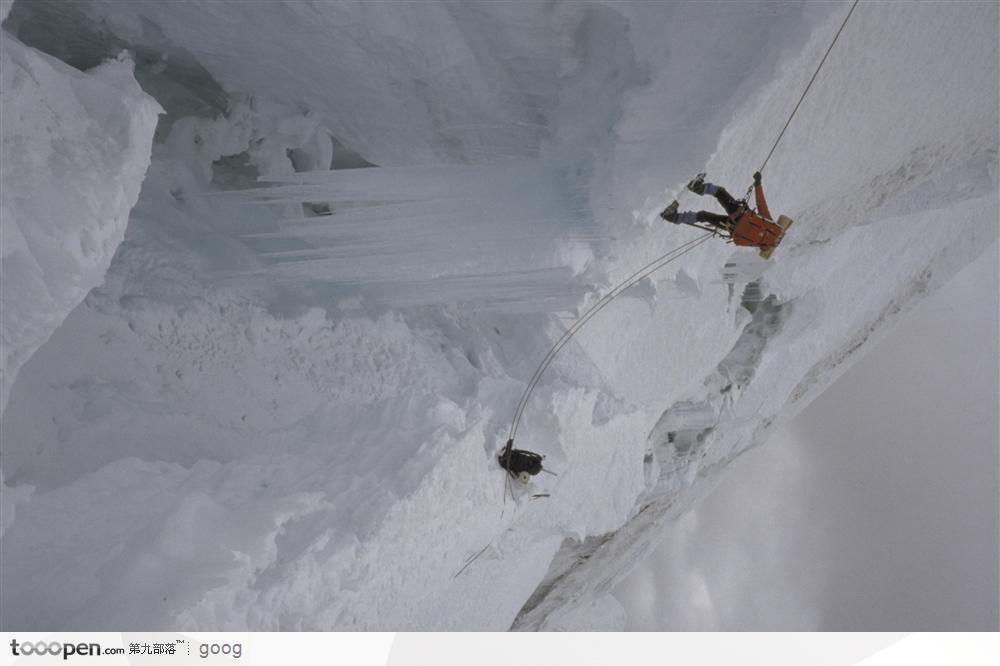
[9,639,125,660]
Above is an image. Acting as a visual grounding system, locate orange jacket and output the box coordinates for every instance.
[754,181,771,221]
[731,182,780,248]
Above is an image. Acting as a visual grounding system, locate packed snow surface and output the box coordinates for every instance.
[1,0,996,630]
[0,31,161,413]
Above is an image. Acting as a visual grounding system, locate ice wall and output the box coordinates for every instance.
[0,0,995,632]
[513,0,999,628]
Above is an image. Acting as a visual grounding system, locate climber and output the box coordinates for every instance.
[660,172,793,259]
[498,439,544,483]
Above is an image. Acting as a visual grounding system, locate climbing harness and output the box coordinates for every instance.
[473,0,864,581]
[500,0,860,472]
[679,200,793,260]
[689,0,862,253]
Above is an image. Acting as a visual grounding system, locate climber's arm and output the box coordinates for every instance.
[753,172,771,220]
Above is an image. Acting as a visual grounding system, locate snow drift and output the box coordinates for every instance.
[0,30,161,413]
[0,0,996,630]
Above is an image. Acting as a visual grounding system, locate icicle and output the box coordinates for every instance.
[209,162,597,312]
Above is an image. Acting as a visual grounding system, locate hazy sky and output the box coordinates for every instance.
[615,244,999,631]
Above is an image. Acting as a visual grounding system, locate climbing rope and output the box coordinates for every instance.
[507,232,713,444]
[501,0,860,461]
[758,0,861,175]
[465,231,712,579]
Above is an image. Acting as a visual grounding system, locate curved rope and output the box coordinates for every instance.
[758,0,861,175]
[508,232,713,443]
[504,0,860,450]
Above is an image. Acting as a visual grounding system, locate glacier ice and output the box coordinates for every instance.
[0,0,996,631]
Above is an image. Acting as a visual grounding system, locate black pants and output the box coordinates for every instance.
[695,186,742,226]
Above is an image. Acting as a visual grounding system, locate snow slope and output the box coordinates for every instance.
[0,30,161,413]
[1,0,996,630]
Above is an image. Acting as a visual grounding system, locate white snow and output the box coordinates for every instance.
[0,32,161,412]
[0,0,996,631]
